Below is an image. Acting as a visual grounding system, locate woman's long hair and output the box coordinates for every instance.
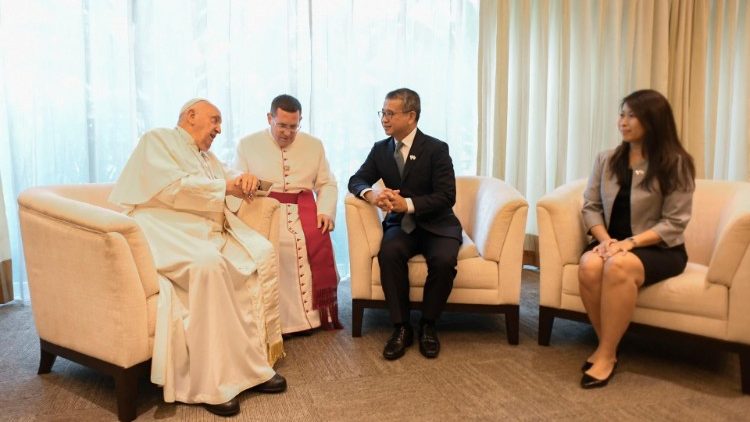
[609,89,696,195]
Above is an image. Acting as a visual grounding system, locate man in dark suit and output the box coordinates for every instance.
[348,88,462,360]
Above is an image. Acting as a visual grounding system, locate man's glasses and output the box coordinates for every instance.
[272,121,300,133]
[378,110,413,119]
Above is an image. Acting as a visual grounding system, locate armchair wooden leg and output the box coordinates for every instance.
[538,306,554,346]
[38,340,57,374]
[114,366,141,422]
[37,339,150,421]
[352,299,364,337]
[740,346,750,395]
[504,305,519,345]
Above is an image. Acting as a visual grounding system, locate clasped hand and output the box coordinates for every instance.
[369,188,407,213]
[593,238,634,259]
[226,172,259,202]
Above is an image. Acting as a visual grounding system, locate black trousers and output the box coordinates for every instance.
[377,225,460,325]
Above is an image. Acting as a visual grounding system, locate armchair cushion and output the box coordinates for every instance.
[407,230,480,263]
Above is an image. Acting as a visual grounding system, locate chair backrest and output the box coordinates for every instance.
[372,177,488,232]
[454,176,479,234]
[42,183,121,211]
[547,178,750,268]
[685,180,750,266]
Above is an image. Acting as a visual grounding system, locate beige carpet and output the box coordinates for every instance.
[1,269,749,421]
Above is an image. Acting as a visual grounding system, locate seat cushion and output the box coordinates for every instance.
[561,262,728,320]
[636,263,728,320]
[371,231,495,290]
[408,230,480,263]
[372,256,498,290]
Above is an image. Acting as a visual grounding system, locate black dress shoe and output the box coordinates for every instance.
[418,324,440,358]
[580,362,617,389]
[251,373,287,394]
[282,329,314,339]
[383,325,414,360]
[203,397,240,417]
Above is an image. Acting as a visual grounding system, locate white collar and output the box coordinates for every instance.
[394,127,417,149]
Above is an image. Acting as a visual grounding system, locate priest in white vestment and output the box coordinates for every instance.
[109,98,287,417]
[234,94,341,333]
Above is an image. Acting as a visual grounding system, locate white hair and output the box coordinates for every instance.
[177,97,211,124]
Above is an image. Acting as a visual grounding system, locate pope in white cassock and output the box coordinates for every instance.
[109,98,287,417]
[234,94,341,333]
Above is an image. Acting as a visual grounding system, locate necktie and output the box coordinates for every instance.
[394,140,405,177]
[394,140,415,233]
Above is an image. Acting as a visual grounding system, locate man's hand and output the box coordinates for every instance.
[227,172,259,202]
[365,188,408,213]
[381,189,408,213]
[365,189,391,212]
[317,214,335,233]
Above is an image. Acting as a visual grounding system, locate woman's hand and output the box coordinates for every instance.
[599,238,635,258]
[593,238,616,258]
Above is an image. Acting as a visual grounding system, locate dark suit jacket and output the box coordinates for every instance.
[348,129,462,241]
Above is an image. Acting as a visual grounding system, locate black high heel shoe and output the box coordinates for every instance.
[580,361,618,389]
[581,351,618,373]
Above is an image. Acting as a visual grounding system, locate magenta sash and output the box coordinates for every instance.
[268,191,342,330]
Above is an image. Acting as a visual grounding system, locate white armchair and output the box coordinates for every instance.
[345,176,528,344]
[537,179,750,394]
[17,183,280,420]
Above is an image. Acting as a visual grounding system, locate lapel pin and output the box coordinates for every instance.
[409,155,416,160]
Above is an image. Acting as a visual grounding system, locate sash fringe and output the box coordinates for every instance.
[267,340,285,367]
[318,302,343,330]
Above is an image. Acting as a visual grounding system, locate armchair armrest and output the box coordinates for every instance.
[345,194,383,300]
[471,179,528,263]
[345,194,383,258]
[235,197,281,246]
[707,190,750,288]
[709,211,750,343]
[536,179,587,308]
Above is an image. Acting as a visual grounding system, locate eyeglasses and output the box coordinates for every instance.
[272,120,300,133]
[378,110,413,119]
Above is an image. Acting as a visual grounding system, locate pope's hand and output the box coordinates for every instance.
[227,173,259,202]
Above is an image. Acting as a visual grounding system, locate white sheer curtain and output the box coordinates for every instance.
[0,0,479,300]
[698,0,749,180]
[478,0,750,252]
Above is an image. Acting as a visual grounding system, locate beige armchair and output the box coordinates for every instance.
[345,176,528,344]
[537,179,750,393]
[17,183,280,421]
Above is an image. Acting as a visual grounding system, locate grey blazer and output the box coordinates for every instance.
[581,149,694,247]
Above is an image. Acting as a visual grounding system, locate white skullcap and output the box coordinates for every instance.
[179,97,210,114]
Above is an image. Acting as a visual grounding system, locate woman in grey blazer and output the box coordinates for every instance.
[578,90,696,389]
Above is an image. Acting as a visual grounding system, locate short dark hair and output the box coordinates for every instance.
[385,88,421,121]
[270,94,302,116]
